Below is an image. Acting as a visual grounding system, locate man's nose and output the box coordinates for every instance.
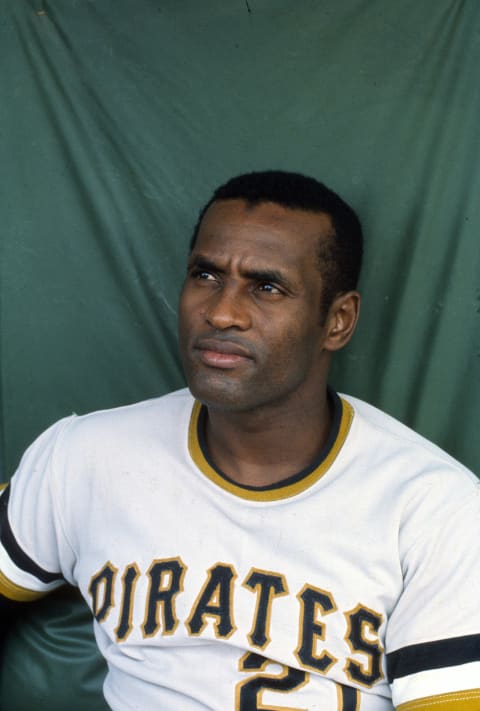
[205,286,251,331]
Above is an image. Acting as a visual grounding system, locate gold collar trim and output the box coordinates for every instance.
[188,397,354,502]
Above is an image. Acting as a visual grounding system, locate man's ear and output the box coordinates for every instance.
[322,291,361,352]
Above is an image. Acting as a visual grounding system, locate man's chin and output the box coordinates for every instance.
[187,378,252,413]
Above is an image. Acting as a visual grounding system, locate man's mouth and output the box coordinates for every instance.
[194,338,253,369]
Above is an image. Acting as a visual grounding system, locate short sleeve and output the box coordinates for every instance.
[386,476,480,710]
[0,417,76,601]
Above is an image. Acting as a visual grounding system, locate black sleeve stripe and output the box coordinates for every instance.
[0,484,63,584]
[387,634,480,682]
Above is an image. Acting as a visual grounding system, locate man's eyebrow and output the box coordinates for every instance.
[187,255,224,273]
[241,267,291,286]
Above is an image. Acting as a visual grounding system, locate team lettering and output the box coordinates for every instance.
[88,559,384,688]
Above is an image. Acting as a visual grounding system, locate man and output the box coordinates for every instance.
[0,170,479,710]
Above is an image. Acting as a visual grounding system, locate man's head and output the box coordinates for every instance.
[190,170,363,312]
[179,170,362,414]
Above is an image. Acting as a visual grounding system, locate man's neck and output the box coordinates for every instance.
[202,392,333,488]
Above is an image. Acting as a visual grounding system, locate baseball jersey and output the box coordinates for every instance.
[0,388,479,711]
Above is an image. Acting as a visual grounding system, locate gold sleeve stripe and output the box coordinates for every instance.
[0,483,8,492]
[188,397,354,502]
[397,689,480,711]
[0,570,49,602]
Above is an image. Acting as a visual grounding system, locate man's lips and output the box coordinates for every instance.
[194,338,253,369]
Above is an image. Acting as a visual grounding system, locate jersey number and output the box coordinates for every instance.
[235,652,309,711]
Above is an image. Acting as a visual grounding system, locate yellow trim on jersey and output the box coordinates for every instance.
[397,689,480,711]
[0,570,48,602]
[188,398,354,502]
[0,482,8,492]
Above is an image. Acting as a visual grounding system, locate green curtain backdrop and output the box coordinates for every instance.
[1,1,479,708]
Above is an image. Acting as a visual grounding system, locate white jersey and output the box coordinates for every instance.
[1,388,479,711]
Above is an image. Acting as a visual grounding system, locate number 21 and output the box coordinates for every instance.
[235,652,309,711]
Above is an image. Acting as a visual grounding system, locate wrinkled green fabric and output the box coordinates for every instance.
[1,0,479,708]
[0,589,108,710]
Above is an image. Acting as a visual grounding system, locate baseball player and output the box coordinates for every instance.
[1,171,479,710]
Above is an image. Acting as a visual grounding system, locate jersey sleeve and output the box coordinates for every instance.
[0,418,76,601]
[386,473,480,711]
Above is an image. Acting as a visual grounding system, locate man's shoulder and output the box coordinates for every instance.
[53,388,194,447]
[74,387,193,422]
[341,392,477,484]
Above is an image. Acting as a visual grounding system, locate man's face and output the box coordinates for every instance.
[178,199,335,413]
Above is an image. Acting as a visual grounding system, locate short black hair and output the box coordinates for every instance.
[190,170,363,309]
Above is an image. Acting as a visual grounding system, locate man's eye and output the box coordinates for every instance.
[191,270,216,281]
[257,282,281,295]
